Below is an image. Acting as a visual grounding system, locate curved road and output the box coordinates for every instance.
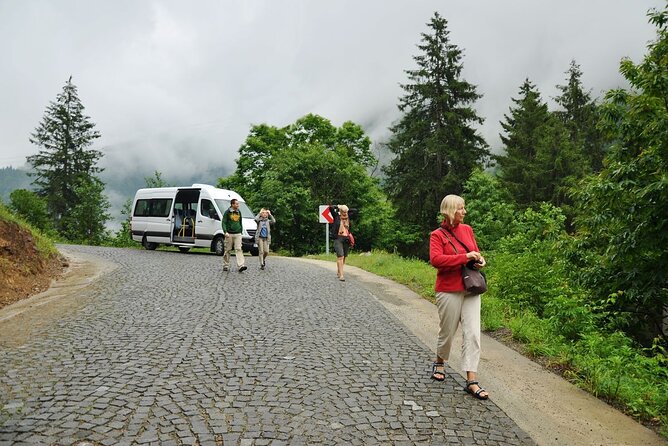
[1,245,532,446]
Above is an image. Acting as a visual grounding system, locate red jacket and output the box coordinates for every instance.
[430,223,480,292]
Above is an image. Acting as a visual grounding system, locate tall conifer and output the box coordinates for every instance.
[496,79,550,207]
[27,77,105,236]
[554,61,606,171]
[383,12,488,256]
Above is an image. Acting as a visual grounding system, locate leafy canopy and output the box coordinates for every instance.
[220,114,395,255]
[572,5,668,344]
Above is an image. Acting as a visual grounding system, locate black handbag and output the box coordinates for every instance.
[440,228,487,295]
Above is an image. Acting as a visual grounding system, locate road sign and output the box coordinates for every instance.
[319,205,334,224]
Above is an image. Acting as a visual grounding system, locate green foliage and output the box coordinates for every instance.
[479,294,506,331]
[496,79,588,209]
[383,12,489,257]
[497,203,566,253]
[571,4,668,344]
[462,169,517,250]
[60,177,111,245]
[569,332,668,427]
[496,79,550,206]
[554,60,608,172]
[0,202,58,258]
[8,189,56,236]
[26,76,105,239]
[220,115,394,255]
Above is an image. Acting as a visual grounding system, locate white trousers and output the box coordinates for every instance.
[435,291,481,373]
[223,233,245,268]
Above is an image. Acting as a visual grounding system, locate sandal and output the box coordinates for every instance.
[431,362,446,381]
[465,380,489,400]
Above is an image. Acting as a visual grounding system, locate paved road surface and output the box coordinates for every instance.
[0,245,532,445]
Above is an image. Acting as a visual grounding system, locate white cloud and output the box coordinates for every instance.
[0,0,661,171]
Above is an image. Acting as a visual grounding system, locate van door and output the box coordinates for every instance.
[172,188,201,244]
[196,198,221,246]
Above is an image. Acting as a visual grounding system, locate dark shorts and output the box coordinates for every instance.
[333,235,349,258]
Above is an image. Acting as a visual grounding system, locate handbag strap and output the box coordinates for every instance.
[441,227,472,253]
[438,228,459,254]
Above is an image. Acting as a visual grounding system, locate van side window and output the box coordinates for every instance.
[151,199,172,217]
[134,199,150,217]
[133,198,173,217]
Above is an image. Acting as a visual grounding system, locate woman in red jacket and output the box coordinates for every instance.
[429,194,489,400]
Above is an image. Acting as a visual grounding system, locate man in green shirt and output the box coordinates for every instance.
[222,199,247,272]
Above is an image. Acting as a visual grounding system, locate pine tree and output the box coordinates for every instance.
[27,76,103,232]
[383,12,489,256]
[497,79,587,209]
[496,79,551,207]
[554,61,606,171]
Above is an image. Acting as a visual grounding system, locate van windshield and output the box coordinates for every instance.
[215,200,254,218]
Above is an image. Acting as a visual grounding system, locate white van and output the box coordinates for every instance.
[130,184,258,255]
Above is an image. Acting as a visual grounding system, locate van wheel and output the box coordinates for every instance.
[213,236,225,256]
[250,247,259,256]
[178,247,191,253]
[142,236,158,250]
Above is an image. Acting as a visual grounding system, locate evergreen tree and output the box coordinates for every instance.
[554,61,607,171]
[26,76,103,233]
[497,79,586,209]
[496,79,551,206]
[383,12,489,256]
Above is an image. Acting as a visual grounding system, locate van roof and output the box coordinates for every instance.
[191,184,244,201]
[133,184,245,202]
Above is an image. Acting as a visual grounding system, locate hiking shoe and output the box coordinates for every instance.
[260,264,265,270]
[223,266,229,271]
[238,265,247,272]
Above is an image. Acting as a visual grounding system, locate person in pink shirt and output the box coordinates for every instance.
[429,194,489,400]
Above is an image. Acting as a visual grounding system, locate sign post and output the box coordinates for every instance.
[319,205,334,254]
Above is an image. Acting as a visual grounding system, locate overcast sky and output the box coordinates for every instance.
[0,0,662,180]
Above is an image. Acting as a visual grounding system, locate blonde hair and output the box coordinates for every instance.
[338,204,349,213]
[440,194,464,225]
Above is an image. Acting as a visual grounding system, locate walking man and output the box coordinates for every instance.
[222,199,247,272]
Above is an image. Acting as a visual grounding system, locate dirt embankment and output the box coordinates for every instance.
[0,218,66,309]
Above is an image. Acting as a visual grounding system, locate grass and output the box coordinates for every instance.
[308,250,436,302]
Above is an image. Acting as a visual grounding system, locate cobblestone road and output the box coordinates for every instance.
[1,245,533,446]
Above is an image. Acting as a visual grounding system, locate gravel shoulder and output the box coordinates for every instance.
[295,257,668,446]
